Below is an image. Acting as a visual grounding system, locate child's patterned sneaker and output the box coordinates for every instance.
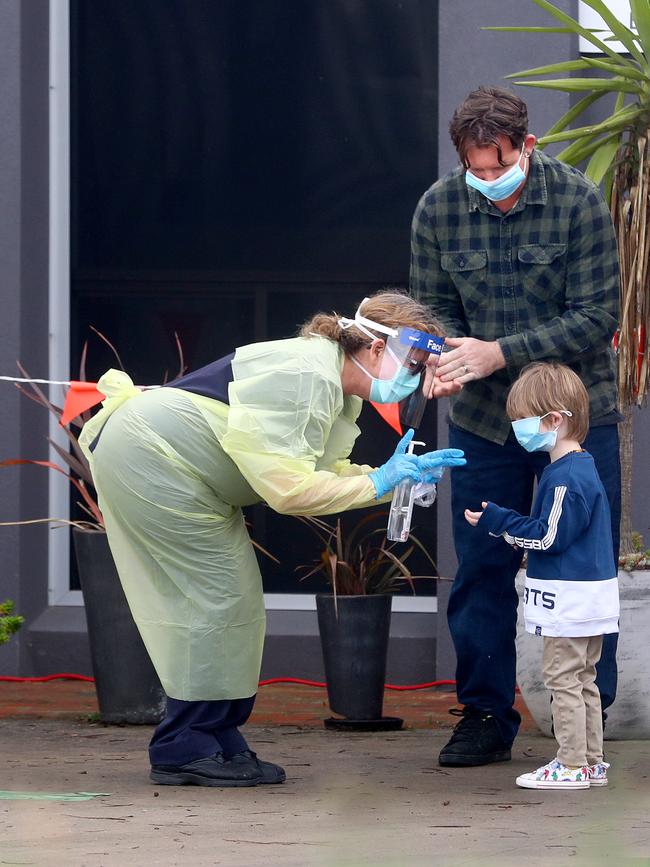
[588,761,610,787]
[516,759,590,790]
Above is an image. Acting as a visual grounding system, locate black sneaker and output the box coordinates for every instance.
[229,750,286,784]
[150,752,264,787]
[438,707,512,767]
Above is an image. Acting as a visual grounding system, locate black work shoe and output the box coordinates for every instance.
[150,752,264,787]
[229,750,286,784]
[438,707,512,767]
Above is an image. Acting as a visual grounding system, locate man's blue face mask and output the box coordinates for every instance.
[465,144,527,202]
[511,410,572,453]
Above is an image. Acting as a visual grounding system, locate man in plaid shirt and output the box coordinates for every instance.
[410,86,621,768]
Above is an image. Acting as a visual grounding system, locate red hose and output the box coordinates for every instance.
[0,672,520,693]
[1,672,456,690]
[0,673,95,683]
[258,676,457,690]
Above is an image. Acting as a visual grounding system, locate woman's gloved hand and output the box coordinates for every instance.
[415,448,466,476]
[369,429,421,499]
[421,467,446,486]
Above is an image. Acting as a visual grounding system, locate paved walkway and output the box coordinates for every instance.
[1,682,649,865]
[1,718,648,866]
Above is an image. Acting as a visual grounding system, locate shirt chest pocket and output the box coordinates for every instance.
[440,250,488,317]
[518,244,567,308]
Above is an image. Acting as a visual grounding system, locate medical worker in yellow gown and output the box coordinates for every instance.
[79,291,465,787]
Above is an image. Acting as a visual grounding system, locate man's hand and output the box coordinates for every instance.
[464,501,488,526]
[422,359,463,399]
[438,337,506,383]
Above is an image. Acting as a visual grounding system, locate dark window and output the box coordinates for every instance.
[70,0,439,593]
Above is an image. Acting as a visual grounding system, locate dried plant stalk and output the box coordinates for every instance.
[614,132,650,407]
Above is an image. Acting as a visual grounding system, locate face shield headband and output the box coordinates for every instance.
[338,300,444,410]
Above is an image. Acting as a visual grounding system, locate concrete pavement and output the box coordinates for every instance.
[1,718,649,866]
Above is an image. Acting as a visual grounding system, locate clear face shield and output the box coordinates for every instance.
[396,327,444,430]
[338,300,444,422]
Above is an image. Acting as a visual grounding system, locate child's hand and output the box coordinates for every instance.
[464,501,488,526]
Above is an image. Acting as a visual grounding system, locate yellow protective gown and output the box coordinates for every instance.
[79,337,379,701]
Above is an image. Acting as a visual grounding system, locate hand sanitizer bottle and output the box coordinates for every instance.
[387,440,425,542]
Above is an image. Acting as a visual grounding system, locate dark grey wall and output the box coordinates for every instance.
[0,0,50,675]
[0,0,22,674]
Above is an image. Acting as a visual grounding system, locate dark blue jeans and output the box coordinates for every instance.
[149,695,256,767]
[447,423,620,746]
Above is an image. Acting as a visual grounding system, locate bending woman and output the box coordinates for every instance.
[79,291,464,788]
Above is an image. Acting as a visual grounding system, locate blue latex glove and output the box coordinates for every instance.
[369,429,421,499]
[415,448,466,477]
[421,466,446,485]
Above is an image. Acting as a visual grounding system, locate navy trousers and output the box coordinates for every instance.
[447,423,620,746]
[149,695,256,767]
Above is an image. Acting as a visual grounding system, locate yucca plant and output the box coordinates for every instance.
[485,0,650,555]
[296,512,436,600]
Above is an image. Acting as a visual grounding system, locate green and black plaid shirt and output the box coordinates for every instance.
[410,149,620,445]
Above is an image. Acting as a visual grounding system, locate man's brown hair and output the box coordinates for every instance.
[506,362,590,444]
[449,85,528,168]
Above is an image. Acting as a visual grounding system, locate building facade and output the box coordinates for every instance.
[1,0,647,682]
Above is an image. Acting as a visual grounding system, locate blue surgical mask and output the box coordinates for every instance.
[511,410,572,453]
[465,145,527,202]
[351,355,421,404]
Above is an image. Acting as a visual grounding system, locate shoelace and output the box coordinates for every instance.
[447,708,493,743]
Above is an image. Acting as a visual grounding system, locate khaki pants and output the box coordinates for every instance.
[542,635,604,768]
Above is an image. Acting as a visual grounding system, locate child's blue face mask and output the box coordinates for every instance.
[511,410,572,453]
[465,144,527,202]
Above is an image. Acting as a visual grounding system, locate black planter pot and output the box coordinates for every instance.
[73,527,166,725]
[316,593,400,728]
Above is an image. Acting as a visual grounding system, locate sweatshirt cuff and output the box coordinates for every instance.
[479,502,505,534]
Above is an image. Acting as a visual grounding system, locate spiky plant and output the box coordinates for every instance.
[0,328,186,530]
[0,600,24,645]
[486,0,650,555]
[296,513,436,604]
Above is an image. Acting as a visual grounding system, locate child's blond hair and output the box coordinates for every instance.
[506,362,589,443]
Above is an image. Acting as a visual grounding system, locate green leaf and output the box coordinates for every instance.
[541,92,605,141]
[580,0,646,66]
[530,0,637,64]
[538,105,646,144]
[613,89,627,115]
[505,59,595,78]
[631,0,650,60]
[555,131,619,166]
[584,56,648,81]
[513,77,642,93]
[585,136,622,185]
[603,165,615,206]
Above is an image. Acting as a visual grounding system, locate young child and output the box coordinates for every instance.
[464,362,619,790]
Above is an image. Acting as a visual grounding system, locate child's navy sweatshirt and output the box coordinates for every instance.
[480,451,619,638]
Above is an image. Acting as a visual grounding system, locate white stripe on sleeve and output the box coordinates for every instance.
[512,486,567,551]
